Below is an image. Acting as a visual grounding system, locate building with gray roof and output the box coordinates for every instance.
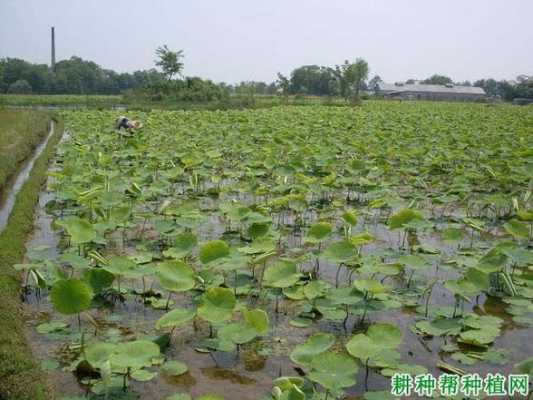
[376,82,486,101]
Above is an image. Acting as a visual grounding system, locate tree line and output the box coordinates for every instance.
[1,47,532,102]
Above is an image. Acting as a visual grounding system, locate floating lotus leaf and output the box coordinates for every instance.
[290,332,335,365]
[156,260,195,292]
[197,287,236,323]
[303,280,330,300]
[50,279,93,315]
[307,352,358,391]
[346,322,401,360]
[131,369,157,382]
[161,360,188,376]
[156,308,196,330]
[109,340,160,369]
[458,327,500,346]
[85,342,117,368]
[218,322,257,345]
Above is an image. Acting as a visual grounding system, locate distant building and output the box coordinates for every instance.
[375,82,486,101]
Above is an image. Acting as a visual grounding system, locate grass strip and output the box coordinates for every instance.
[0,116,63,400]
[0,109,50,196]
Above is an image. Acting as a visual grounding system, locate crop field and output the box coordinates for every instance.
[17,102,533,399]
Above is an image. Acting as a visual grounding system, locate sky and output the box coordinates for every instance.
[1,0,532,84]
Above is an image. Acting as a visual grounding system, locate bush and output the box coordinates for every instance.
[8,80,32,94]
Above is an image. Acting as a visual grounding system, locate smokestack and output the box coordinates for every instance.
[51,27,56,72]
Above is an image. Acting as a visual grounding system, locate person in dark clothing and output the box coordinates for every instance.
[115,116,142,131]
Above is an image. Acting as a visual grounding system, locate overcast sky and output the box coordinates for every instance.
[1,0,532,84]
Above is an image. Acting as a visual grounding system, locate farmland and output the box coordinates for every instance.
[12,102,533,399]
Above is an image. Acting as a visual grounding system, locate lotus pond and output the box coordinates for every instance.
[19,103,533,399]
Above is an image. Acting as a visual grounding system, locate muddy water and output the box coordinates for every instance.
[0,121,55,232]
[21,177,532,398]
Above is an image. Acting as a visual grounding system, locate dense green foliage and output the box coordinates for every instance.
[14,102,532,399]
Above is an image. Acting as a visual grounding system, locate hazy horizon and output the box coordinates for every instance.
[1,0,532,84]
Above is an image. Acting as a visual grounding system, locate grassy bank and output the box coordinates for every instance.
[0,116,63,400]
[0,109,50,197]
[0,94,123,108]
[0,93,350,111]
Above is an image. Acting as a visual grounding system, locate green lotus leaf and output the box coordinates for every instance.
[109,340,160,369]
[388,209,424,230]
[397,254,430,269]
[342,211,358,226]
[156,308,196,330]
[290,332,335,365]
[85,342,117,368]
[218,322,257,345]
[504,220,530,239]
[156,260,195,292]
[199,240,230,264]
[50,279,93,315]
[60,253,90,269]
[61,216,96,244]
[243,308,269,335]
[131,369,157,381]
[263,260,301,288]
[102,256,138,277]
[323,240,357,263]
[83,268,115,293]
[197,287,236,323]
[161,360,188,376]
[36,321,68,334]
[164,232,197,259]
[272,376,305,391]
[303,280,330,300]
[307,351,358,391]
[305,222,333,244]
[515,357,533,375]
[353,279,387,294]
[346,322,401,360]
[458,328,500,346]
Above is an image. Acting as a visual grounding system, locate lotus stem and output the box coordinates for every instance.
[335,263,343,288]
[165,292,172,310]
[364,357,370,391]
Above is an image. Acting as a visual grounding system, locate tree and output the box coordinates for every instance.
[8,79,32,94]
[276,73,290,97]
[421,74,453,85]
[368,75,383,91]
[336,58,369,101]
[155,45,184,81]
